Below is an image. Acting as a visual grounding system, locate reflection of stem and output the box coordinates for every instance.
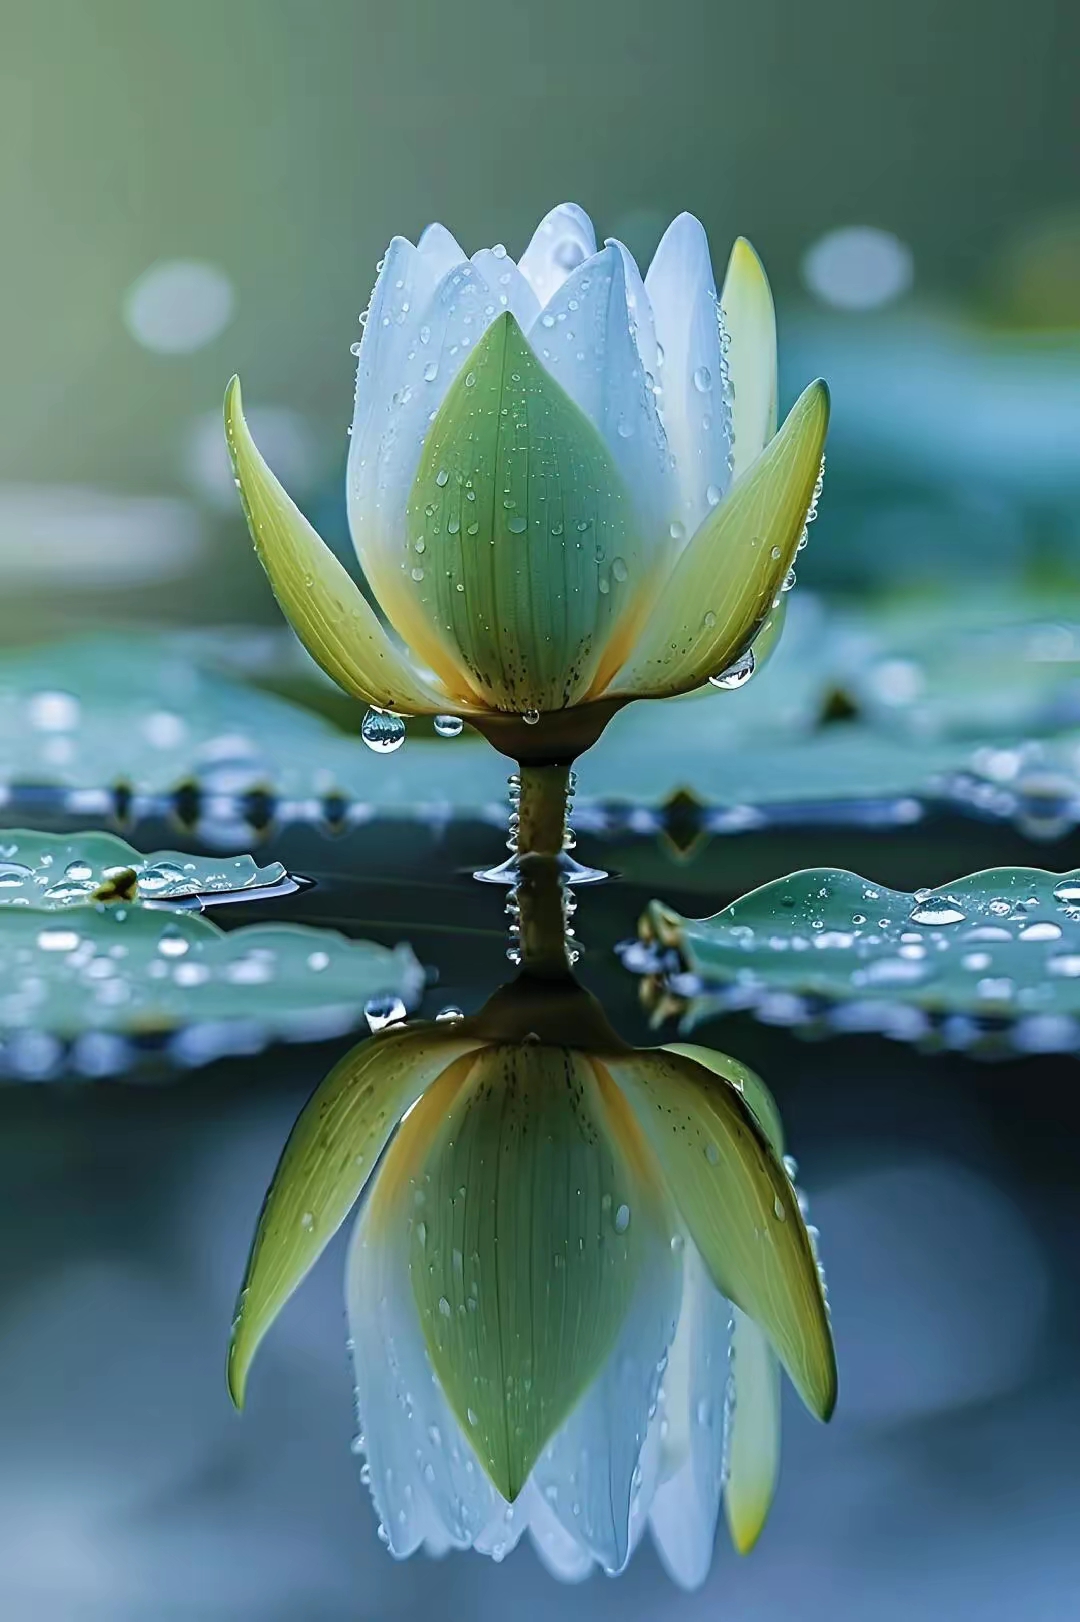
[514,855,573,979]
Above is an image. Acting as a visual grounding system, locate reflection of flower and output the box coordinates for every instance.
[229,977,835,1586]
[226,204,828,764]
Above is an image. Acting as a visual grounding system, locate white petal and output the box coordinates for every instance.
[518,202,598,306]
[649,1243,732,1590]
[470,249,540,330]
[347,259,503,623]
[531,1190,681,1575]
[349,236,431,464]
[524,1485,595,1582]
[417,221,468,277]
[528,244,671,542]
[607,237,659,382]
[346,1195,498,1557]
[645,213,733,538]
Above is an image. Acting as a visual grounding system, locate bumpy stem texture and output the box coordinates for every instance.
[512,763,574,978]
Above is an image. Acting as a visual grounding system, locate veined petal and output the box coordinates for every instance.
[417,221,468,277]
[348,1056,502,1557]
[645,213,732,535]
[527,244,671,560]
[471,249,541,331]
[224,377,455,716]
[606,380,829,699]
[531,1073,681,1573]
[721,237,778,478]
[724,1308,781,1554]
[519,202,598,307]
[648,1244,732,1590]
[347,261,507,700]
[667,1041,786,1160]
[601,1047,836,1422]
[404,312,646,713]
[226,1021,482,1408]
[408,1042,666,1501]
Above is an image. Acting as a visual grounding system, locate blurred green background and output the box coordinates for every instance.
[3,3,1080,1620]
[3,0,1079,638]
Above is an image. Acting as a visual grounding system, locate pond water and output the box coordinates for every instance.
[1,788,1077,1621]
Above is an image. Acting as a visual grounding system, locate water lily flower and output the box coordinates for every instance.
[225,203,829,765]
[228,976,835,1586]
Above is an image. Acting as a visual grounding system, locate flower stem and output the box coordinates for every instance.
[514,762,571,857]
[511,763,574,979]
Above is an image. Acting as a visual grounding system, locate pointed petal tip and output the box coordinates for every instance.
[226,1334,249,1412]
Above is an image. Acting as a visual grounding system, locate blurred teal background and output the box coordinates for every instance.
[2,2,1080,1619]
[3,0,1080,635]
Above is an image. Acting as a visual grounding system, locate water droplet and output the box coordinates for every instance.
[987,899,1011,916]
[555,239,585,271]
[709,647,755,690]
[307,950,330,971]
[908,901,967,926]
[616,420,634,438]
[364,993,407,1032]
[436,1005,464,1021]
[705,1143,720,1165]
[1019,921,1062,942]
[467,1407,479,1427]
[522,708,540,726]
[36,928,80,952]
[438,1296,452,1318]
[435,468,449,488]
[693,365,712,392]
[705,484,722,508]
[64,860,94,882]
[781,567,797,593]
[507,515,527,534]
[614,1203,631,1233]
[611,556,629,583]
[410,566,425,581]
[962,951,992,971]
[157,930,189,958]
[350,341,362,356]
[1053,880,1080,903]
[361,710,407,754]
[1048,954,1080,978]
[773,1195,786,1221]
[669,520,686,541]
[300,1211,314,1231]
[434,714,463,738]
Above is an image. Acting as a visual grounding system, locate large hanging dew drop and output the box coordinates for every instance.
[433,714,463,739]
[364,993,407,1032]
[708,647,755,691]
[1053,879,1080,903]
[361,709,407,754]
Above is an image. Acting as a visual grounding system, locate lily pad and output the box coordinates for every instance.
[0,905,424,1080]
[0,830,293,908]
[631,865,1080,1057]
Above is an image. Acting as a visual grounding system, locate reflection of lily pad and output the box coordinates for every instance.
[0,830,292,908]
[632,866,1080,1056]
[0,906,424,1080]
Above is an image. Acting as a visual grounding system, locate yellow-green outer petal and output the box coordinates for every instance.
[664,1045,783,1550]
[724,1308,781,1553]
[608,380,829,699]
[224,376,451,715]
[664,1041,785,1158]
[721,238,778,478]
[409,1043,662,1500]
[603,1048,836,1420]
[404,313,647,713]
[227,1023,481,1407]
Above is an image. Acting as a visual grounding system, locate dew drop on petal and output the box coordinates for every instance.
[361,710,407,754]
[709,647,755,690]
[693,365,712,392]
[434,714,463,738]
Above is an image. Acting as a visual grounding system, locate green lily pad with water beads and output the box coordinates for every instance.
[0,905,424,1079]
[0,830,294,909]
[634,865,1080,1055]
